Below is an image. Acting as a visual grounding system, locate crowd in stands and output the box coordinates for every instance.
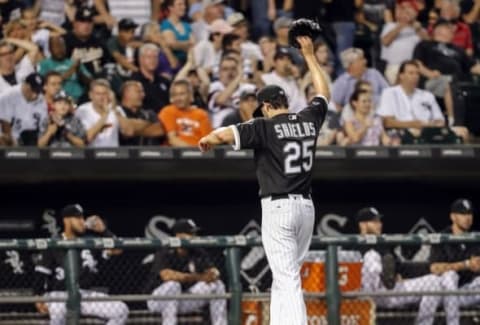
[0,0,478,148]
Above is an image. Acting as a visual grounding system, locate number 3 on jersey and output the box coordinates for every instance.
[284,140,315,174]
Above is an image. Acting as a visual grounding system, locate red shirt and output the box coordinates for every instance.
[428,21,473,51]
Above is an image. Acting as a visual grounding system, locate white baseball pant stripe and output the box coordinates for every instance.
[261,195,315,325]
[362,250,442,325]
[440,271,480,325]
[147,280,227,325]
[45,290,129,325]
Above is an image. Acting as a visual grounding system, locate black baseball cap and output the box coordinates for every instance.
[61,204,84,218]
[355,207,383,223]
[240,89,256,101]
[53,91,72,103]
[172,219,200,235]
[118,18,138,31]
[451,199,473,214]
[75,7,94,22]
[253,85,287,118]
[25,73,44,93]
[274,46,293,61]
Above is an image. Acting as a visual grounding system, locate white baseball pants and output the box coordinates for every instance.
[439,271,480,325]
[147,280,227,325]
[261,194,315,325]
[45,290,129,325]
[362,250,442,325]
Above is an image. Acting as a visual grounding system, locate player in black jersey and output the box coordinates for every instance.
[199,36,329,325]
[33,204,129,325]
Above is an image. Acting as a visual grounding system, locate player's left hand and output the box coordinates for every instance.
[198,137,212,152]
[296,36,314,58]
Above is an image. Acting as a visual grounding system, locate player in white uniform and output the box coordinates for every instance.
[199,36,329,325]
[0,72,47,145]
[357,207,444,325]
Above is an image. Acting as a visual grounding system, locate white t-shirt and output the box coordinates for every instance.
[0,56,35,95]
[39,0,65,26]
[261,72,307,113]
[207,81,256,128]
[32,29,51,57]
[108,0,151,34]
[75,102,122,147]
[193,40,221,71]
[380,23,420,65]
[241,41,263,61]
[0,85,47,143]
[377,85,444,122]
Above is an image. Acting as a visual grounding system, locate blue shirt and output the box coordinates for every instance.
[160,19,192,63]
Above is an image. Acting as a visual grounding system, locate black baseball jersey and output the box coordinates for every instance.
[146,248,215,291]
[429,227,480,286]
[34,237,109,294]
[233,96,327,197]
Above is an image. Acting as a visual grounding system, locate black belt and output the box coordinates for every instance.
[266,193,312,201]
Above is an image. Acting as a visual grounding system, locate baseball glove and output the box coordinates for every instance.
[288,18,322,49]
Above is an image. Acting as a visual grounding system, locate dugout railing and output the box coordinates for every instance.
[0,234,480,324]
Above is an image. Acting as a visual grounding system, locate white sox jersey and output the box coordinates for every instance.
[0,85,47,144]
[230,95,328,197]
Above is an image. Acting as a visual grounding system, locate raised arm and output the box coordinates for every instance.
[297,37,330,101]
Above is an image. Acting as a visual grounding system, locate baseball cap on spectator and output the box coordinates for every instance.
[253,85,287,117]
[172,219,201,235]
[25,73,44,93]
[118,18,138,31]
[61,204,84,218]
[273,16,293,31]
[451,199,473,214]
[227,12,247,27]
[53,91,73,103]
[75,7,94,22]
[208,19,233,34]
[240,89,256,101]
[355,207,383,223]
[274,46,293,61]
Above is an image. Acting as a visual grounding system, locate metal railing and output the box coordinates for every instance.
[1,233,480,324]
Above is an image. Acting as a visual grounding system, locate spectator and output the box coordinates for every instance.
[258,36,276,74]
[362,0,395,28]
[429,199,480,325]
[38,92,86,148]
[42,71,63,112]
[341,79,374,123]
[21,6,66,58]
[272,17,304,68]
[118,80,164,146]
[0,40,35,94]
[146,218,227,325]
[357,207,444,325]
[378,60,446,132]
[413,19,480,125]
[131,43,171,113]
[344,89,393,146]
[75,79,135,147]
[0,1,24,30]
[33,204,129,325]
[175,50,211,109]
[430,0,474,56]
[208,55,256,128]
[38,36,92,102]
[381,1,429,84]
[193,19,233,73]
[331,48,389,111]
[227,12,263,62]
[221,89,257,126]
[160,0,194,65]
[261,46,306,113]
[159,80,212,147]
[141,22,179,78]
[64,7,110,77]
[0,72,47,146]
[221,33,242,54]
[107,18,140,76]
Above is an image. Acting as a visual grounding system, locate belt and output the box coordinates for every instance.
[266,193,312,201]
